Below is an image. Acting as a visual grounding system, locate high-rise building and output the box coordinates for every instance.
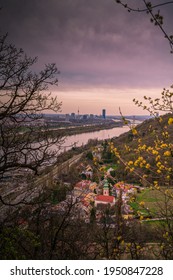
[65,114,70,121]
[71,113,76,119]
[102,109,106,119]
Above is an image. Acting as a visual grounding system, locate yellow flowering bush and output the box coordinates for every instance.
[168,118,173,125]
[164,151,171,157]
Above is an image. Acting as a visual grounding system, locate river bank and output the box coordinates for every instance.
[40,125,130,171]
[55,125,130,153]
[21,120,124,144]
[46,120,124,137]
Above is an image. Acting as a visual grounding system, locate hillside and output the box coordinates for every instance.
[113,113,173,145]
[109,113,173,185]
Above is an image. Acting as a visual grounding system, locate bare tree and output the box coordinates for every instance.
[115,0,173,52]
[0,33,63,204]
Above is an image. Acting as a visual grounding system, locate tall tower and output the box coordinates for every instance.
[102,109,106,119]
[103,179,109,196]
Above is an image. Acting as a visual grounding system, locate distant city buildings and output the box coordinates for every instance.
[65,114,70,121]
[71,113,76,119]
[82,114,88,120]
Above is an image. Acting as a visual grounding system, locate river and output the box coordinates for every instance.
[61,125,130,151]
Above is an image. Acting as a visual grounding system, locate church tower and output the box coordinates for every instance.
[103,179,109,196]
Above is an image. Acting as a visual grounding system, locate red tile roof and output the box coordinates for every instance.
[95,195,115,203]
[75,180,91,189]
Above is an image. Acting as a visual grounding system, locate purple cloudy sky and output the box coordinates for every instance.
[0,0,173,115]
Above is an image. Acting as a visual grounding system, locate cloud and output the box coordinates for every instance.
[0,0,173,114]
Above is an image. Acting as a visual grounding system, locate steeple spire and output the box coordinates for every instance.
[103,179,109,196]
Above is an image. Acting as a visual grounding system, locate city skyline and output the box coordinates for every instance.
[1,0,173,115]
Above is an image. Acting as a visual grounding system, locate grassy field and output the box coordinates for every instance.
[130,187,173,219]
